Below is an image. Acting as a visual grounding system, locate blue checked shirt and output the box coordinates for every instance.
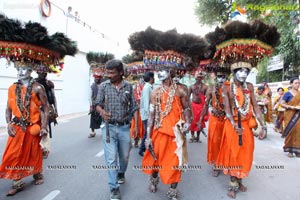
[96,80,138,122]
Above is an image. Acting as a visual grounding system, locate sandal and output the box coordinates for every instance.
[166,188,178,200]
[149,175,159,193]
[6,180,25,196]
[88,132,96,138]
[33,173,44,185]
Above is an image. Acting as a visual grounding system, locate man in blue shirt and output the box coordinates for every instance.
[139,71,155,156]
[96,59,139,200]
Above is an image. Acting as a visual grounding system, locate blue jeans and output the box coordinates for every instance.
[102,123,132,190]
[139,120,148,154]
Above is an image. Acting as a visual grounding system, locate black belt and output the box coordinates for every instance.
[109,120,129,126]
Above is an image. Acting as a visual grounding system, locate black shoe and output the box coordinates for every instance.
[110,188,121,200]
[117,173,125,184]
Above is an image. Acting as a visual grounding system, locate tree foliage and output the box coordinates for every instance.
[195,0,233,25]
[194,0,300,82]
[86,52,114,67]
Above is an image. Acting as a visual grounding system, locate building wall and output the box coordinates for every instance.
[0,0,115,127]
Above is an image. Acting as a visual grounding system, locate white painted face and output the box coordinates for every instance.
[234,68,249,83]
[217,75,226,84]
[17,66,32,81]
[173,77,180,84]
[157,70,170,81]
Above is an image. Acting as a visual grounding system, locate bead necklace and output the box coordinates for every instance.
[154,83,176,129]
[15,78,35,131]
[230,78,250,116]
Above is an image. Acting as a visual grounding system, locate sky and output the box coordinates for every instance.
[58,0,213,58]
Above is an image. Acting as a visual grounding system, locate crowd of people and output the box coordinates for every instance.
[1,15,300,200]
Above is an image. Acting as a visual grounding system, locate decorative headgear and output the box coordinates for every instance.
[0,14,78,73]
[205,20,280,71]
[128,27,210,72]
[125,61,147,76]
[86,52,114,76]
[198,59,230,74]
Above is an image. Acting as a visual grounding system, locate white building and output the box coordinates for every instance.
[0,0,119,127]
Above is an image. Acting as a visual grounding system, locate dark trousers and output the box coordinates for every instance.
[139,120,148,154]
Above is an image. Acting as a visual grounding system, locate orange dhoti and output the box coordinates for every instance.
[207,115,225,164]
[216,119,254,179]
[142,130,181,184]
[142,95,183,184]
[130,111,145,139]
[0,84,43,180]
[0,125,43,179]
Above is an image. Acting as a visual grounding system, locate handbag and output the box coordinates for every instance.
[249,116,258,129]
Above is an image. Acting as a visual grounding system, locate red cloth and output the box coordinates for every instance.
[190,93,207,131]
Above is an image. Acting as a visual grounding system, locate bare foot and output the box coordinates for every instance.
[239,183,247,192]
[212,170,220,177]
[189,137,194,143]
[149,184,157,193]
[227,190,236,199]
[34,178,44,185]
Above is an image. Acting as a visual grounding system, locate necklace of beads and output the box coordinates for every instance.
[230,78,250,116]
[15,78,35,130]
[154,83,177,129]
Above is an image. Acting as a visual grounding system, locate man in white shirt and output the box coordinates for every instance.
[139,71,155,156]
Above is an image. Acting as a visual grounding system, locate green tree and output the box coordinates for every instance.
[195,0,300,82]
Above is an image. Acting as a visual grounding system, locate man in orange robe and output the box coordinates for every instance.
[205,20,279,199]
[130,80,144,147]
[142,68,192,199]
[0,64,49,196]
[199,71,229,177]
[216,66,267,198]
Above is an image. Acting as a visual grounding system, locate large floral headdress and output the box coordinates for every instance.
[128,27,210,73]
[205,20,280,71]
[0,14,78,73]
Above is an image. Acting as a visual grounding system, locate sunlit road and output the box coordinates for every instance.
[0,113,299,200]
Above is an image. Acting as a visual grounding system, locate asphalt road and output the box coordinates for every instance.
[0,113,299,200]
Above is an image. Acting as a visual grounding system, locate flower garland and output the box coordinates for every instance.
[230,78,250,116]
[212,84,226,118]
[15,78,35,131]
[154,83,177,129]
